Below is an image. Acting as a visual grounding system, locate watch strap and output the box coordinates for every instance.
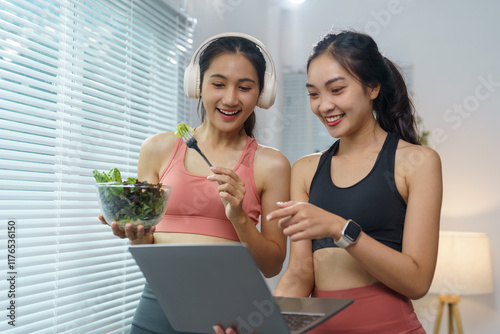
[333,235,351,248]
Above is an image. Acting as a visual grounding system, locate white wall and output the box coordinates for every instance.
[185,1,500,333]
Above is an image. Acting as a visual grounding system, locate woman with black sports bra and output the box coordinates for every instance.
[268,30,443,333]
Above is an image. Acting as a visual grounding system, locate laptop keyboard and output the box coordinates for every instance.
[281,312,324,331]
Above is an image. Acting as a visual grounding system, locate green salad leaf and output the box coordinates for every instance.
[108,168,122,182]
[173,122,194,138]
[93,169,111,183]
[126,177,138,183]
[93,168,167,228]
[93,168,134,183]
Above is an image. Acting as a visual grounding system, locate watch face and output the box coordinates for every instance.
[344,221,362,242]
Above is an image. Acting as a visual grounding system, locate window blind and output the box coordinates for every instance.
[0,1,195,333]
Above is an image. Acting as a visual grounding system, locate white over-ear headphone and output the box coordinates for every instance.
[183,32,277,110]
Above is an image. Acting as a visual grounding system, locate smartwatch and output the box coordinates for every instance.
[334,219,362,248]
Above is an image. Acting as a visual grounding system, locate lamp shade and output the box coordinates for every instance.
[429,231,494,295]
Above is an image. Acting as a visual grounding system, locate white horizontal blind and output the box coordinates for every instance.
[0,1,195,333]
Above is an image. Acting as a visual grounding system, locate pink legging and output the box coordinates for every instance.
[310,283,426,334]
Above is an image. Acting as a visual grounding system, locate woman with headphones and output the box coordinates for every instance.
[100,33,290,333]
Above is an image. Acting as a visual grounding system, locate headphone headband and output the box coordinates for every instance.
[183,32,277,109]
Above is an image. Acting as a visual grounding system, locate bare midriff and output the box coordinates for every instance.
[153,232,238,245]
[313,248,379,291]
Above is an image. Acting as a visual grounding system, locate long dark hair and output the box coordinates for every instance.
[307,30,420,145]
[198,36,267,138]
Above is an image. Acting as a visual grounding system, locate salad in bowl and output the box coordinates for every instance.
[94,168,172,230]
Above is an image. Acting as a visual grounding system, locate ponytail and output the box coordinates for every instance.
[374,58,419,145]
[308,30,421,145]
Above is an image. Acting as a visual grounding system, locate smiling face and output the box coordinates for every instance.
[200,53,260,133]
[306,53,380,139]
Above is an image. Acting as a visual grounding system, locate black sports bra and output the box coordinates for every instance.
[310,133,406,252]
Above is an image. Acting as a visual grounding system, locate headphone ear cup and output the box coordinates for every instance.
[257,71,277,109]
[183,62,201,99]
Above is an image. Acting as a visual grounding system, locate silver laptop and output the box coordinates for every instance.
[129,243,352,334]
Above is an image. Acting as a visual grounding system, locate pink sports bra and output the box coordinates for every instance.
[154,136,262,241]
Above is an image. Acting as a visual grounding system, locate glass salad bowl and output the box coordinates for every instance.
[96,182,172,230]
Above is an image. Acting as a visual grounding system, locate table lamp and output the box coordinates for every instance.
[429,231,494,334]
